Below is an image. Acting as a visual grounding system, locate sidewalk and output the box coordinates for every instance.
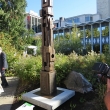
[0,77,19,110]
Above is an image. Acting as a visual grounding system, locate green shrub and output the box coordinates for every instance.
[11,49,109,110]
[0,32,20,75]
[14,56,42,85]
[55,39,82,55]
[54,24,82,55]
[35,37,42,55]
[55,53,70,85]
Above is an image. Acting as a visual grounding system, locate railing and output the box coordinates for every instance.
[81,36,109,45]
[54,36,109,45]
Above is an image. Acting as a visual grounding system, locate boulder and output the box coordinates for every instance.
[64,71,93,93]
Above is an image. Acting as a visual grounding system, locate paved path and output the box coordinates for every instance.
[0,77,19,110]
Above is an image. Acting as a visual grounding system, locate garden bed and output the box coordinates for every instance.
[11,83,100,110]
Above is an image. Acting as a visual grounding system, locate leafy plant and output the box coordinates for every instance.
[0,0,27,39]
[0,32,20,74]
[14,56,42,84]
[79,97,86,103]
[54,24,82,55]
[6,46,109,110]
[70,102,77,110]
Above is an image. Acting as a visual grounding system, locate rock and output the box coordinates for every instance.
[64,71,93,93]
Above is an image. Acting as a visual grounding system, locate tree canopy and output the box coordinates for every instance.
[0,0,27,37]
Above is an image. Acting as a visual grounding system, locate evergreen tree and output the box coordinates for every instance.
[0,0,27,38]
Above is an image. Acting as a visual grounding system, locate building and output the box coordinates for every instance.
[97,0,110,19]
[54,0,110,28]
[25,10,41,33]
[53,0,110,53]
[53,18,110,53]
[26,0,110,33]
[27,0,110,39]
[54,14,101,28]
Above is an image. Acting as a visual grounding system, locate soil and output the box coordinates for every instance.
[11,83,100,110]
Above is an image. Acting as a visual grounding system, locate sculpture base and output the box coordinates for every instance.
[22,87,75,110]
[34,89,63,99]
[40,71,56,95]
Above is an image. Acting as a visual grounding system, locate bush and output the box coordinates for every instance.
[12,50,109,110]
[54,25,82,55]
[55,39,82,55]
[14,56,42,85]
[55,53,70,85]
[0,32,20,74]
[13,50,109,86]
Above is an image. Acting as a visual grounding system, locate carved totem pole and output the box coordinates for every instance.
[40,0,56,95]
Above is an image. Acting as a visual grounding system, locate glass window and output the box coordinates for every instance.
[73,17,80,23]
[54,23,58,27]
[66,19,72,23]
[27,15,31,29]
[32,17,34,25]
[38,24,41,32]
[35,26,37,33]
[35,18,37,25]
[27,15,30,21]
[85,16,90,22]
[65,19,67,22]
[38,18,41,24]
[69,19,72,23]
[90,16,93,21]
[85,16,93,22]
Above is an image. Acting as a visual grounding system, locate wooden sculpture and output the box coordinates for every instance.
[40,0,56,95]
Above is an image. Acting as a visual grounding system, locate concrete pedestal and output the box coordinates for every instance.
[22,87,75,110]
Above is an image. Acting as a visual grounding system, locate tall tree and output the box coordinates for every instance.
[0,0,27,38]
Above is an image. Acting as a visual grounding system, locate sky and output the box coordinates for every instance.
[26,0,97,20]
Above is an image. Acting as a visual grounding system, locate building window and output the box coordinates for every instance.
[85,16,93,22]
[27,15,30,21]
[32,17,34,25]
[38,18,41,24]
[85,16,90,22]
[35,26,37,33]
[65,19,72,23]
[73,17,80,23]
[27,15,31,29]
[54,23,58,27]
[68,19,72,23]
[90,16,93,21]
[65,19,68,22]
[35,18,37,25]
[38,25,41,32]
